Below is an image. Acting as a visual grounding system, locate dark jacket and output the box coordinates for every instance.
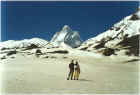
[69,62,74,70]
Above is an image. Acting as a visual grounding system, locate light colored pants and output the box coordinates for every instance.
[73,70,80,80]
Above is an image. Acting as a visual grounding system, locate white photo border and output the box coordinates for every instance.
[0,0,139,95]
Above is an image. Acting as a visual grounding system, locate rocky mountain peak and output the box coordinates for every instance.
[62,25,72,32]
[51,25,82,48]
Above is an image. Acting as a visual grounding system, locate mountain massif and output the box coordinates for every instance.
[0,8,140,57]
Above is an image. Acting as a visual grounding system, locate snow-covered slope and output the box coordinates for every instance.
[51,25,82,48]
[0,38,49,50]
[78,8,140,56]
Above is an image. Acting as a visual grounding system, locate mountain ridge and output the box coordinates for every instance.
[78,7,140,56]
[0,8,139,56]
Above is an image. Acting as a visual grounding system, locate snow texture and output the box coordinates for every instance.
[0,38,49,50]
[80,8,140,49]
[51,25,82,48]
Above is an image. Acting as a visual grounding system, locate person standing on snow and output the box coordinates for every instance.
[67,60,75,80]
[73,61,80,80]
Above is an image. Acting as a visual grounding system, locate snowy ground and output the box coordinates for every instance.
[0,51,139,94]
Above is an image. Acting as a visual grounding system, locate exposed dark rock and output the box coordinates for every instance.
[125,59,140,63]
[130,8,140,20]
[11,56,15,59]
[50,56,57,58]
[44,56,49,58]
[115,27,121,31]
[87,50,91,52]
[1,47,7,50]
[25,44,39,50]
[1,56,6,60]
[27,53,33,55]
[63,56,68,59]
[117,35,139,56]
[79,47,88,50]
[35,49,42,58]
[94,37,113,49]
[7,50,17,56]
[36,49,42,54]
[88,44,93,47]
[94,42,105,49]
[109,27,114,30]
[130,14,139,20]
[102,48,115,56]
[47,50,69,54]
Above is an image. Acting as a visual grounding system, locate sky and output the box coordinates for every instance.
[1,1,139,42]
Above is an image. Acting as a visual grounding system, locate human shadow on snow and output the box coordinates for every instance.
[78,79,93,82]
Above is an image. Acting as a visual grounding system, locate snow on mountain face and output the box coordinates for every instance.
[78,8,140,56]
[131,7,140,19]
[51,25,82,48]
[0,38,49,50]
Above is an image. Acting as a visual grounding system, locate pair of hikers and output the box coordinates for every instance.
[67,60,80,80]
